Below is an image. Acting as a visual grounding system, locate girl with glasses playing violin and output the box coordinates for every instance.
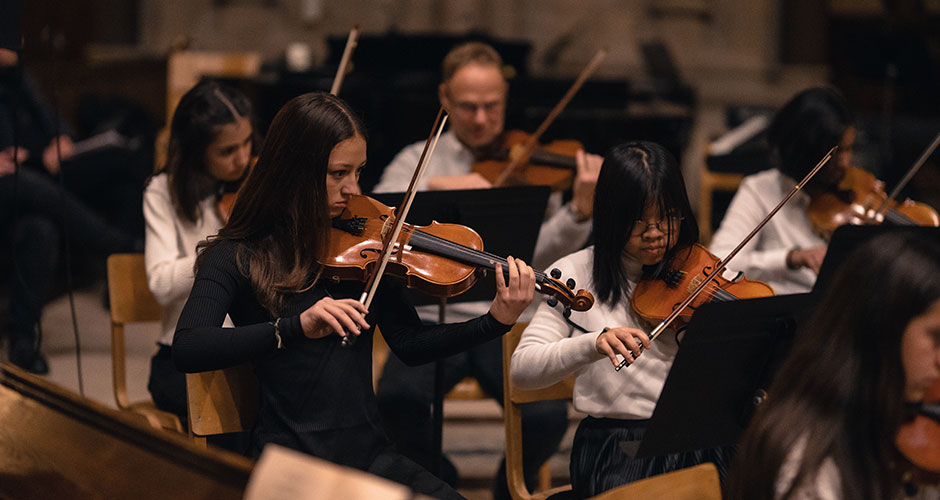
[172,92,536,500]
[511,141,733,498]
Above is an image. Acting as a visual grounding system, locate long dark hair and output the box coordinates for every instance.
[591,141,698,306]
[768,87,854,186]
[159,80,254,223]
[727,232,940,500]
[198,92,365,315]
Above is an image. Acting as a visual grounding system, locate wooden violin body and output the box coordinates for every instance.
[808,166,939,239]
[473,130,581,192]
[323,195,483,298]
[896,379,940,487]
[215,158,257,223]
[322,194,594,312]
[631,244,775,326]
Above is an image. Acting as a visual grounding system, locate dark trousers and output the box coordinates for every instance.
[569,416,735,499]
[376,336,569,500]
[148,344,189,429]
[1,168,136,358]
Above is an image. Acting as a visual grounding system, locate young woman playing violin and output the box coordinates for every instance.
[172,91,536,500]
[709,86,855,295]
[511,141,733,498]
[727,232,940,500]
[144,80,254,428]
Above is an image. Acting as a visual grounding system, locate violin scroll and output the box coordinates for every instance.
[538,269,594,315]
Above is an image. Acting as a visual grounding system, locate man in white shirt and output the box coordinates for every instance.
[373,41,602,499]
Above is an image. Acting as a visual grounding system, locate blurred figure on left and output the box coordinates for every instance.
[0,49,140,374]
[143,80,254,428]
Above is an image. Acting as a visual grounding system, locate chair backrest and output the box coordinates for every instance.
[502,322,575,500]
[587,462,722,500]
[107,253,163,411]
[186,365,260,445]
[107,253,185,432]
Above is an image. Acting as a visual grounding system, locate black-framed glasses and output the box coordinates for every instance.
[630,216,684,236]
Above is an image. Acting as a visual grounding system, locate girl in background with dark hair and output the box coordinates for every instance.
[144,80,254,427]
[709,86,856,294]
[511,141,731,498]
[172,91,535,500]
[727,232,940,500]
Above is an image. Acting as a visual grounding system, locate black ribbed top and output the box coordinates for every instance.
[173,239,510,463]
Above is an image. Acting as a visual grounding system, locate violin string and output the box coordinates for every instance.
[408,229,551,282]
[882,208,916,226]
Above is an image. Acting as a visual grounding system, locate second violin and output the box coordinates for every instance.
[473,129,582,192]
[631,243,774,328]
[808,166,939,238]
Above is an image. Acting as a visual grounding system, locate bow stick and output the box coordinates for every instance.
[330,25,360,96]
[493,47,607,187]
[341,107,449,346]
[873,128,940,218]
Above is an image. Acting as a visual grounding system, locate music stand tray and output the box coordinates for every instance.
[814,225,940,296]
[636,293,815,458]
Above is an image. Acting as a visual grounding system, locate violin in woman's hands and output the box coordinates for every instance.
[488,256,536,325]
[896,379,940,488]
[321,194,594,315]
[808,166,939,239]
[631,244,775,329]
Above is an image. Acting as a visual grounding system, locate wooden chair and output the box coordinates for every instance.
[186,364,260,447]
[587,463,721,500]
[698,167,744,244]
[502,322,575,500]
[106,253,184,433]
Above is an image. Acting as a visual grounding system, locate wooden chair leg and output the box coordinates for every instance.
[538,461,552,491]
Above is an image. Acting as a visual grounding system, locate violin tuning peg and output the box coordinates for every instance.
[546,296,558,308]
[566,278,576,289]
[550,268,562,279]
[563,306,572,318]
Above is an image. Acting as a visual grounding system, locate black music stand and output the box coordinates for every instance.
[635,293,815,458]
[814,225,940,296]
[371,185,551,474]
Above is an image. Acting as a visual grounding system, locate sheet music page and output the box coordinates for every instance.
[243,444,419,500]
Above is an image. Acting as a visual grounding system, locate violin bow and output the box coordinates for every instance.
[330,25,360,96]
[873,128,940,218]
[615,146,838,371]
[492,47,608,187]
[341,107,449,346]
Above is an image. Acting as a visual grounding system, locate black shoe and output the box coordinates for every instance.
[9,341,50,375]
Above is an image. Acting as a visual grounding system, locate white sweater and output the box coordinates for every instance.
[708,169,825,295]
[510,247,679,420]
[143,174,226,345]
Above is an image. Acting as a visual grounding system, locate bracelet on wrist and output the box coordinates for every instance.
[270,318,285,349]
